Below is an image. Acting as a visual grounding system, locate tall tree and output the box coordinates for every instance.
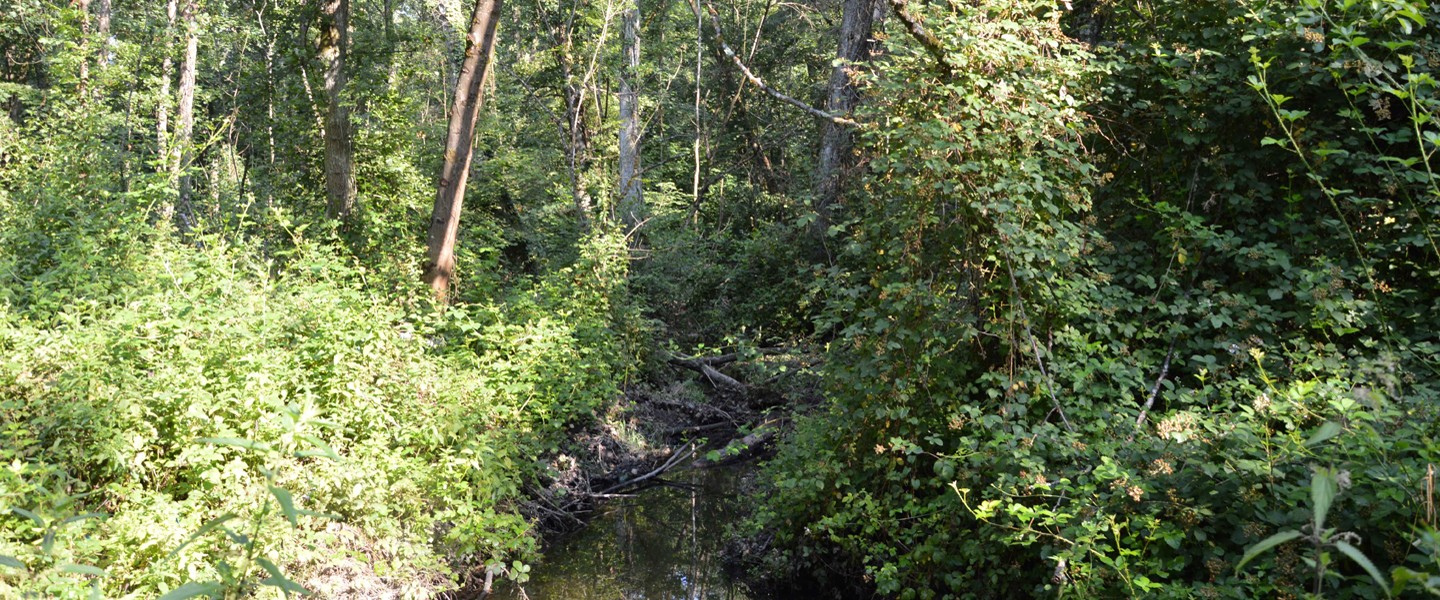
[423,0,503,301]
[616,0,643,229]
[320,0,357,221]
[175,0,198,230]
[812,0,882,236]
[158,0,174,196]
[94,0,110,64]
[73,0,91,95]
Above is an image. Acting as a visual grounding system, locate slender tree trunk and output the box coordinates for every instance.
[95,0,111,66]
[812,0,882,237]
[258,5,276,209]
[383,0,398,85]
[550,17,592,230]
[705,23,782,193]
[175,0,198,231]
[320,0,358,221]
[691,0,702,219]
[158,0,175,222]
[617,0,643,229]
[74,0,91,96]
[423,0,503,302]
[565,81,593,227]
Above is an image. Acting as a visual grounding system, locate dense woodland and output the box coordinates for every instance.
[1,0,1439,597]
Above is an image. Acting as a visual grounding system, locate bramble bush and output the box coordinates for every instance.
[746,0,1440,597]
[0,91,639,597]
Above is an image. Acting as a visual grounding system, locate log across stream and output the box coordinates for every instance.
[493,464,754,599]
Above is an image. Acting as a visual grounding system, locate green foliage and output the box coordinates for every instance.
[748,0,1440,597]
[0,63,639,597]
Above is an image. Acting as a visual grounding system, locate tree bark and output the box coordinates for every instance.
[95,0,110,66]
[812,0,883,238]
[423,0,503,302]
[74,0,91,96]
[175,0,198,231]
[550,16,593,230]
[157,0,175,222]
[320,0,358,221]
[616,0,643,229]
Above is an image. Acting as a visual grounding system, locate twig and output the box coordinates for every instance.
[1006,268,1074,432]
[1134,335,1178,429]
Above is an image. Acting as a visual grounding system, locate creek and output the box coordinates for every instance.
[494,464,754,600]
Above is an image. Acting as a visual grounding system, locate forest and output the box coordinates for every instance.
[1,0,1438,597]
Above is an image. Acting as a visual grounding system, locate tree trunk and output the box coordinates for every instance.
[551,19,593,230]
[616,0,643,229]
[175,0,198,231]
[423,0,503,302]
[812,0,882,238]
[74,0,91,96]
[95,0,111,66]
[564,81,593,228]
[320,0,358,221]
[157,0,175,221]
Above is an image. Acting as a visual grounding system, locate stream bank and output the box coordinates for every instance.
[481,348,822,599]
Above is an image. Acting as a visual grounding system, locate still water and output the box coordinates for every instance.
[495,466,752,600]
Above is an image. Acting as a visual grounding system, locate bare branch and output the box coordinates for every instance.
[696,0,858,127]
[1135,336,1178,428]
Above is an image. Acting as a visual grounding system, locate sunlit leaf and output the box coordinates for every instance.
[157,581,223,600]
[1334,541,1391,598]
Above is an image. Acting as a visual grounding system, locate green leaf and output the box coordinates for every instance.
[0,555,25,570]
[59,563,106,577]
[157,581,223,600]
[1313,469,1339,530]
[1236,530,1303,572]
[1306,422,1343,447]
[295,435,339,461]
[1334,541,1391,598]
[167,513,238,560]
[270,486,298,527]
[57,512,108,528]
[256,557,310,597]
[198,437,273,453]
[10,507,45,527]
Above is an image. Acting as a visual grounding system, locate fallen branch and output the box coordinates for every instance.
[663,421,733,436]
[694,421,780,467]
[648,395,736,422]
[592,441,696,497]
[666,355,748,391]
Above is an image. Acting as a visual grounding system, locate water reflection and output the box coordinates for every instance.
[495,466,751,600]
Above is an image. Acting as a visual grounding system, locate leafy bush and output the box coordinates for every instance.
[747,0,1440,597]
[0,98,639,598]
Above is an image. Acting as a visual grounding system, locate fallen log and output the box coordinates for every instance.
[663,421,733,437]
[591,441,696,497]
[694,421,780,467]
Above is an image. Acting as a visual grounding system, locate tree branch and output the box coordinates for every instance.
[1134,335,1178,428]
[885,0,955,75]
[696,0,858,127]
